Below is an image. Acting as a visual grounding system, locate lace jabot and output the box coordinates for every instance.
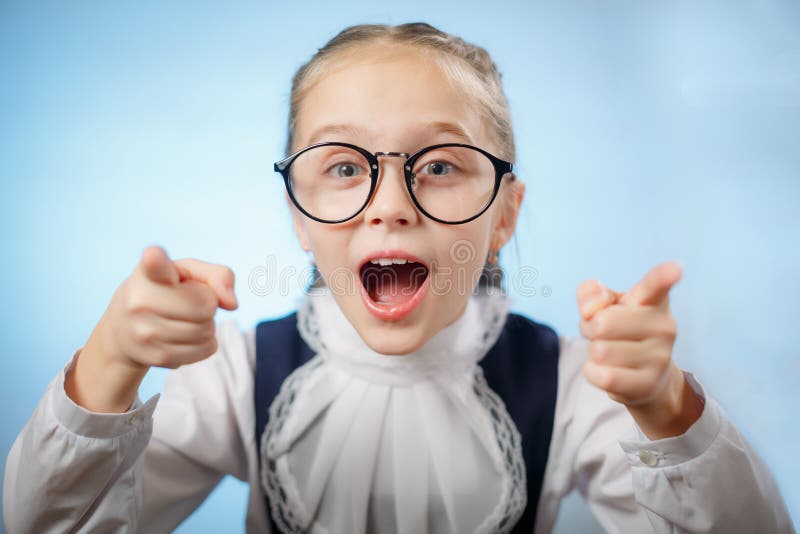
[261,286,527,534]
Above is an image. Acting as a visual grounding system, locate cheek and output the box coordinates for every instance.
[432,227,492,298]
[306,225,353,273]
[449,222,492,269]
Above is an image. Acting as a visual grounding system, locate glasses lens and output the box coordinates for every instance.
[288,145,372,221]
[410,146,497,222]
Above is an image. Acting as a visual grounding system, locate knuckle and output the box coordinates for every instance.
[185,284,216,318]
[589,340,608,362]
[148,348,170,367]
[200,321,217,341]
[599,370,616,392]
[579,319,593,339]
[131,321,157,345]
[585,361,615,392]
[592,314,609,337]
[666,319,678,340]
[125,292,151,316]
[197,290,218,317]
[653,347,672,369]
[653,312,677,338]
[656,322,677,341]
[600,341,613,361]
[152,352,181,369]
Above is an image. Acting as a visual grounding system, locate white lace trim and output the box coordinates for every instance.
[472,367,527,534]
[296,291,326,356]
[260,356,324,533]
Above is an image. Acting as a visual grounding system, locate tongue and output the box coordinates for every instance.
[363,263,427,305]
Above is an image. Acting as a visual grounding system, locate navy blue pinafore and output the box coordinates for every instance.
[254,311,560,533]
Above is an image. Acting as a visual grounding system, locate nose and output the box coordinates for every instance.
[362,155,420,228]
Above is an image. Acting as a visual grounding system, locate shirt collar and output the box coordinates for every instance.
[296,285,511,385]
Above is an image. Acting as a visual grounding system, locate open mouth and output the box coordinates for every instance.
[358,254,430,321]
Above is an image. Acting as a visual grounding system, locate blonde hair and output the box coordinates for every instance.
[286,22,515,162]
[289,22,516,292]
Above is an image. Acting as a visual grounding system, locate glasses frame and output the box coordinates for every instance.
[274,141,515,225]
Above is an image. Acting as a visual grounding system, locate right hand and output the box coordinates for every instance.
[102,245,238,370]
[66,245,237,412]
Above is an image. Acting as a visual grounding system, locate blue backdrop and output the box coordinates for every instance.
[1,1,798,532]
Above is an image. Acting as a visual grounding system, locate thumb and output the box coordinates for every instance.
[576,279,621,320]
[174,258,238,311]
[139,245,180,286]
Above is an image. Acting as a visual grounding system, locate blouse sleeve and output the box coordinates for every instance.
[542,335,795,534]
[2,320,256,534]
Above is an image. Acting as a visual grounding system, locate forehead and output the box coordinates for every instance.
[293,46,492,152]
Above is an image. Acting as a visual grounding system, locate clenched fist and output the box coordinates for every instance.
[108,245,237,369]
[65,245,238,413]
[576,262,704,439]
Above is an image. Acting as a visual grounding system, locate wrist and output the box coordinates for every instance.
[65,318,149,413]
[626,363,704,440]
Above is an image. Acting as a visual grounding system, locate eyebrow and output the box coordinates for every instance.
[307,124,366,145]
[305,121,476,148]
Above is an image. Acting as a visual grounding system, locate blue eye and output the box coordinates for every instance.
[422,161,452,175]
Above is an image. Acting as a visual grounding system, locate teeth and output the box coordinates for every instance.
[369,258,409,266]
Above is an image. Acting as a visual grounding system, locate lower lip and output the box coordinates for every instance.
[358,268,430,322]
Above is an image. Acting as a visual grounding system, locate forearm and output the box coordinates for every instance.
[3,357,158,533]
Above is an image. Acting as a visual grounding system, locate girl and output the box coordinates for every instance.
[3,22,794,534]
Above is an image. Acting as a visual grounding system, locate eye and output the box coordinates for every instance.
[421,161,453,176]
[327,162,364,178]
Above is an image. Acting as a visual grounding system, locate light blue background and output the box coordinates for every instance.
[1,1,798,532]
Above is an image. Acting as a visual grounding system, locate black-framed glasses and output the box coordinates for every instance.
[274,142,514,225]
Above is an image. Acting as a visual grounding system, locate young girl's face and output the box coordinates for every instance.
[290,45,523,355]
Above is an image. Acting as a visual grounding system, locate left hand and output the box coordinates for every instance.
[576,261,704,439]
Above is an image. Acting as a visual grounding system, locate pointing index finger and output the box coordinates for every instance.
[619,261,682,307]
[140,245,180,286]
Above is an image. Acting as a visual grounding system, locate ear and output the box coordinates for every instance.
[287,192,312,252]
[491,178,525,250]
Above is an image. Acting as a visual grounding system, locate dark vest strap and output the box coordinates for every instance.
[254,312,316,452]
[254,311,559,533]
[476,313,560,532]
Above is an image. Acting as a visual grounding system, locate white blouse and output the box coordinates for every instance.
[3,286,794,533]
[263,285,523,534]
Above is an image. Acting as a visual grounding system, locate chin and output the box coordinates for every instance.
[358,323,429,356]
